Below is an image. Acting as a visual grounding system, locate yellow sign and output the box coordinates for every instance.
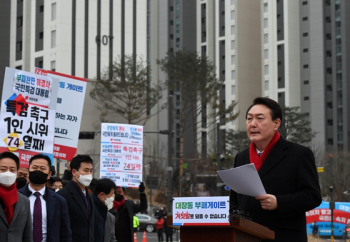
[317,167,324,172]
[3,132,23,152]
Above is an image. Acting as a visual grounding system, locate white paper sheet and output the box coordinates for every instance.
[217,163,266,197]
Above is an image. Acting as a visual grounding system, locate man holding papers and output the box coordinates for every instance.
[229,97,321,242]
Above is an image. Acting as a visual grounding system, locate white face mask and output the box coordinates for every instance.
[55,189,59,192]
[104,194,115,210]
[75,171,92,187]
[0,171,17,187]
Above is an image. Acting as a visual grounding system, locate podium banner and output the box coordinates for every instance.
[172,196,229,226]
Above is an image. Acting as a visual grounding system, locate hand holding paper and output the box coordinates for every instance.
[217,163,266,197]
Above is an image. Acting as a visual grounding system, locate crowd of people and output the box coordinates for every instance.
[0,153,148,242]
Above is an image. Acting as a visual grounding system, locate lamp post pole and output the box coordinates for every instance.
[216,123,221,196]
[167,95,173,214]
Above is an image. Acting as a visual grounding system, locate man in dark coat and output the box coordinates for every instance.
[111,182,148,242]
[57,155,94,242]
[19,154,72,242]
[229,97,322,242]
[91,178,116,242]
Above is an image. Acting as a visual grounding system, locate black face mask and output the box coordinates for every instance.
[16,177,27,189]
[115,194,124,201]
[29,170,49,185]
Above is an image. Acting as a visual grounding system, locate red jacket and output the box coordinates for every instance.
[156,218,164,230]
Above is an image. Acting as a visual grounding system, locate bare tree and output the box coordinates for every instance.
[90,55,163,125]
[157,50,238,195]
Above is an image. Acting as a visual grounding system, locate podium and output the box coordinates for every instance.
[167,215,275,242]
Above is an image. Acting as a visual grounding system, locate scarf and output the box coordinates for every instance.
[249,131,280,171]
[0,182,18,225]
[113,196,125,211]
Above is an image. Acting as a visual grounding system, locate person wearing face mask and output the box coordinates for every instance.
[110,182,147,242]
[18,154,72,242]
[57,155,95,242]
[0,152,32,242]
[91,178,116,242]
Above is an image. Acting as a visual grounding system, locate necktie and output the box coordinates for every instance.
[33,192,43,242]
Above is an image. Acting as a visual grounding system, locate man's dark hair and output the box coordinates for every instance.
[94,178,117,195]
[70,155,93,171]
[0,152,20,170]
[88,178,98,192]
[29,154,51,168]
[246,97,283,122]
[53,176,62,182]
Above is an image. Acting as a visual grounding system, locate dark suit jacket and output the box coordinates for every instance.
[229,137,322,242]
[110,193,147,242]
[0,192,32,242]
[19,184,72,242]
[57,181,94,242]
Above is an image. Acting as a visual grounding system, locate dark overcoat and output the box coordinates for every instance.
[230,137,322,242]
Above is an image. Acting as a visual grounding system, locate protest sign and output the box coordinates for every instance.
[172,196,230,226]
[35,68,87,161]
[0,67,57,167]
[100,123,143,187]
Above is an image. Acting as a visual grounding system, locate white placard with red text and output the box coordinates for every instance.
[100,123,143,187]
[0,67,58,167]
[35,68,87,161]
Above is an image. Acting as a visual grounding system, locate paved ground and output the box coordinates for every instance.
[135,231,180,242]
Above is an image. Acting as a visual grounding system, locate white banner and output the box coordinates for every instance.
[100,123,143,187]
[172,196,230,226]
[35,68,87,161]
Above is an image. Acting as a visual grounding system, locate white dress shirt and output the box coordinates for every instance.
[28,184,47,242]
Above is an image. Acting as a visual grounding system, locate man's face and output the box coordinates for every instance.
[99,188,115,203]
[115,187,124,196]
[55,181,63,190]
[17,167,29,181]
[29,158,51,179]
[0,158,17,174]
[246,104,280,148]
[73,162,93,177]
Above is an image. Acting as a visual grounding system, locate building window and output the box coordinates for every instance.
[264,34,268,44]
[303,48,308,53]
[51,30,56,48]
[17,17,23,28]
[327,68,332,74]
[231,85,236,96]
[327,102,333,108]
[38,60,43,68]
[302,1,308,5]
[326,50,332,57]
[170,6,173,11]
[303,33,308,37]
[40,5,44,12]
[231,25,235,35]
[327,84,332,91]
[302,17,308,21]
[231,55,235,65]
[51,61,56,71]
[51,3,56,20]
[16,41,22,52]
[39,31,44,39]
[264,18,268,28]
[325,16,331,23]
[303,80,309,85]
[304,96,309,101]
[264,65,269,75]
[303,64,309,69]
[231,40,235,50]
[326,33,332,40]
[231,70,236,80]
[231,10,235,20]
[263,3,268,12]
[327,119,333,126]
[327,139,333,145]
[265,80,269,91]
[264,49,269,59]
